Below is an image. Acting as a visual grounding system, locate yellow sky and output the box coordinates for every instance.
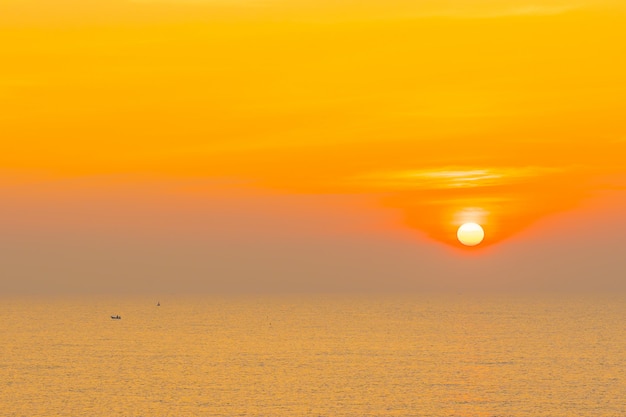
[2,0,626,249]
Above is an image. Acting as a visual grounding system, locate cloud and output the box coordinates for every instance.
[348,166,562,191]
[127,0,584,19]
[455,5,578,18]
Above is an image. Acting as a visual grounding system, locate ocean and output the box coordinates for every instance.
[1,295,625,416]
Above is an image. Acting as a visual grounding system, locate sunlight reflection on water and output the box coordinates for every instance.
[1,295,625,416]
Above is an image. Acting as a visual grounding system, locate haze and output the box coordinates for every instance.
[1,0,625,295]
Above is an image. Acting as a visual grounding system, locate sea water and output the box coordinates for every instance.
[1,295,625,416]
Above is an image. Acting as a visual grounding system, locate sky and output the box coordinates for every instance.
[1,0,625,294]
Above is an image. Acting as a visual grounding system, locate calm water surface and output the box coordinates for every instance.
[1,295,625,416]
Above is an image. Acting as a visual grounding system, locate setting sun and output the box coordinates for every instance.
[457,223,485,247]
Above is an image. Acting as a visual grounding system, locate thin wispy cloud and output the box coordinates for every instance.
[452,5,578,18]
[349,167,562,190]
[128,0,584,18]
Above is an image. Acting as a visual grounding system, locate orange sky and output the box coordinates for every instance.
[1,0,625,293]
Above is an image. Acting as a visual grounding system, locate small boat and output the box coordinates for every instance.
[111,315,121,320]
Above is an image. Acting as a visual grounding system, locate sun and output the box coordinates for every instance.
[457,222,485,246]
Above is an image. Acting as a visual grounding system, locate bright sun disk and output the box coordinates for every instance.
[457,222,485,246]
